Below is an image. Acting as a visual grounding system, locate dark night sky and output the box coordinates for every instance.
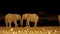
[0,0,60,15]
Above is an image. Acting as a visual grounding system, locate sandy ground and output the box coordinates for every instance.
[0,26,60,34]
[0,26,60,31]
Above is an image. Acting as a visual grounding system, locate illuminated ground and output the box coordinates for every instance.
[0,26,60,34]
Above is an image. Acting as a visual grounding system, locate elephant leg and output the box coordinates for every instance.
[26,20,30,27]
[34,21,37,27]
[14,21,18,27]
[9,22,11,28]
[6,21,8,27]
[20,20,23,27]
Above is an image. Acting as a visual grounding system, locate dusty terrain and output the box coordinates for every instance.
[0,26,60,34]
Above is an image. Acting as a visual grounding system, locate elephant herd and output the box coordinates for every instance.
[4,13,60,27]
[4,13,39,27]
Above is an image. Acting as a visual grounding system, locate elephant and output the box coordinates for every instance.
[4,13,21,27]
[21,13,39,27]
